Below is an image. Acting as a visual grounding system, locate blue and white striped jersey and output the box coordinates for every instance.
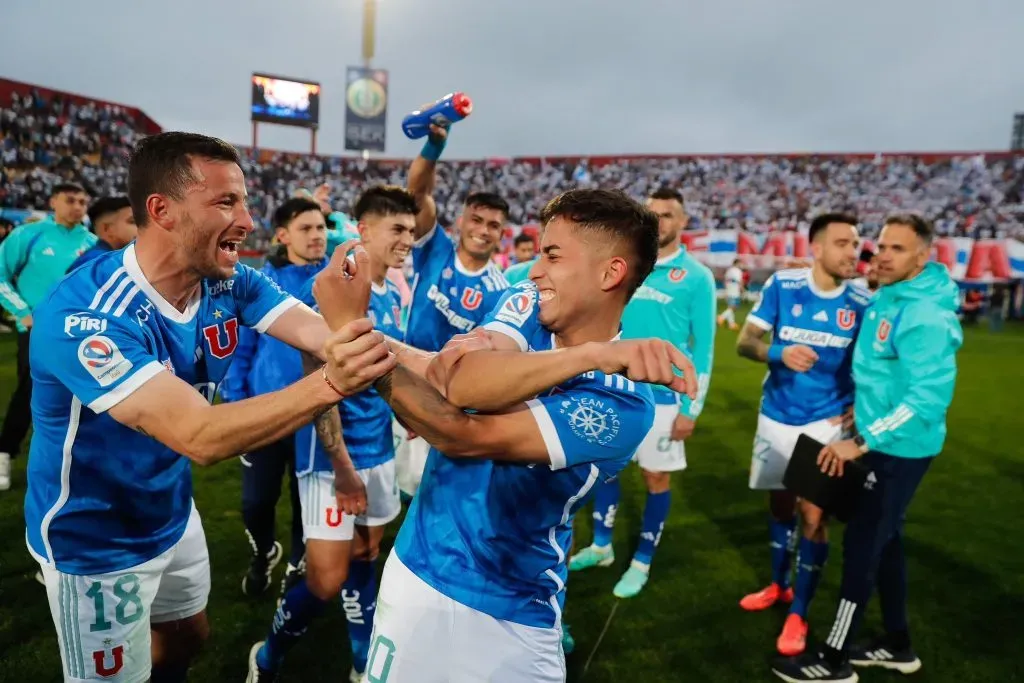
[394,281,655,629]
[24,244,295,574]
[747,268,870,426]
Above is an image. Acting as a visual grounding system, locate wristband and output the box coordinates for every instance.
[767,344,785,363]
[420,136,447,163]
[321,363,346,398]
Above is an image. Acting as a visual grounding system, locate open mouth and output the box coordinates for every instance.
[470,236,490,249]
[538,290,555,303]
[218,238,242,264]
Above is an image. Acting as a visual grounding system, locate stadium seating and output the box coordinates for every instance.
[3,79,1024,260]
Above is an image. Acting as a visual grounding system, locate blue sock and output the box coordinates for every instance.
[257,580,328,670]
[634,490,671,566]
[341,559,378,674]
[791,537,829,618]
[770,518,797,590]
[591,477,620,548]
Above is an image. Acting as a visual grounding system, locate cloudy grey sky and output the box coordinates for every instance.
[4,0,1023,159]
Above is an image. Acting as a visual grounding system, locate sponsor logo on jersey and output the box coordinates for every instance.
[559,395,621,446]
[778,325,852,349]
[837,308,857,331]
[202,318,239,359]
[668,268,687,282]
[460,287,483,311]
[495,291,534,326]
[426,284,475,333]
[78,335,133,387]
[632,285,673,304]
[64,312,108,337]
[208,279,236,296]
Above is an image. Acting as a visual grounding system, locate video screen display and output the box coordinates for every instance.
[251,73,320,128]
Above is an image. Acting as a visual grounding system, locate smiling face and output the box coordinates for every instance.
[359,210,417,271]
[812,221,861,280]
[165,157,254,280]
[529,217,629,333]
[458,203,505,260]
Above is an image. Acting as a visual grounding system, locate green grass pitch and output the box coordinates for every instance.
[0,311,1021,682]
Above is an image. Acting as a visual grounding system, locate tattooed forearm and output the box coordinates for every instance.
[736,324,770,363]
[373,365,474,455]
[302,351,345,454]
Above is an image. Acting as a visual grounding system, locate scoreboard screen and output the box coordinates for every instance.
[251,73,320,128]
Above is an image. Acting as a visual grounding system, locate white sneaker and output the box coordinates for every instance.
[0,452,11,491]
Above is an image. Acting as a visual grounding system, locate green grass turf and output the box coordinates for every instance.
[0,311,1022,682]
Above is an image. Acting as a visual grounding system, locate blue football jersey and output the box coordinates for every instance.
[294,278,404,474]
[24,244,295,574]
[746,268,870,426]
[394,280,656,629]
[404,224,508,352]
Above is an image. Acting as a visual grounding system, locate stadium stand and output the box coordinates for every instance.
[3,77,1024,258]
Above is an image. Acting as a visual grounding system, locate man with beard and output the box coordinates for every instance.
[735,213,870,657]
[23,132,387,683]
[569,187,717,600]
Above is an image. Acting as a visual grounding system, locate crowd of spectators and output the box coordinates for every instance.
[4,89,1024,254]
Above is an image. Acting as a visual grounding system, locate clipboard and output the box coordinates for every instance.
[783,433,870,523]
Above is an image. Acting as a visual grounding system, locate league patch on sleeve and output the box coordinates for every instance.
[78,334,133,387]
[495,290,535,327]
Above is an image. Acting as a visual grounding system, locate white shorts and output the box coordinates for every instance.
[298,472,356,542]
[37,503,210,683]
[368,554,566,683]
[633,403,687,472]
[394,422,429,498]
[749,413,843,490]
[356,458,401,527]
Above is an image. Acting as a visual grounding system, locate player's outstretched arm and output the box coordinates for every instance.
[406,124,446,239]
[437,332,697,412]
[106,319,394,466]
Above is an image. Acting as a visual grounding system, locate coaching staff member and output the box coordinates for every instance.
[772,214,964,682]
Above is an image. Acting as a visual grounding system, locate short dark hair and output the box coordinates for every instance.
[883,213,934,246]
[649,187,685,207]
[808,212,858,242]
[273,198,323,230]
[87,196,132,228]
[52,182,86,198]
[463,191,510,220]
[127,132,241,227]
[539,189,658,298]
[352,185,419,221]
[513,233,534,248]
